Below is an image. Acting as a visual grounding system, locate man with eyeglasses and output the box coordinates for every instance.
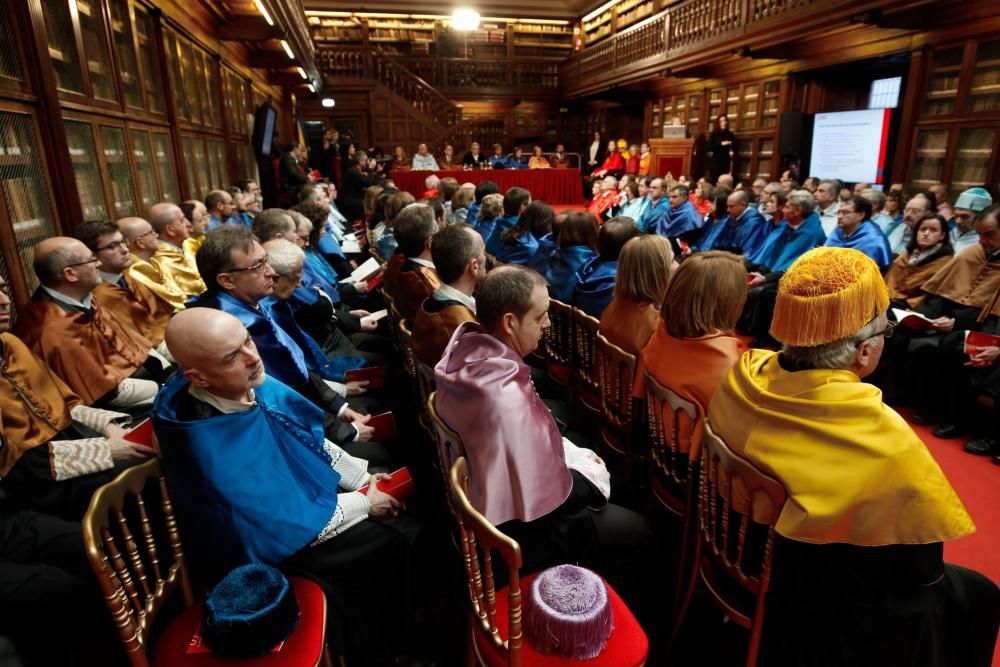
[74,220,178,348]
[118,215,187,311]
[148,202,207,298]
[709,246,998,666]
[823,194,892,270]
[191,226,381,456]
[814,178,842,236]
[14,237,173,411]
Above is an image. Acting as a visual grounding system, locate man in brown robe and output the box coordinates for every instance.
[15,237,172,409]
[119,216,189,311]
[0,275,154,519]
[412,223,483,366]
[148,202,207,298]
[74,220,177,347]
[390,203,442,322]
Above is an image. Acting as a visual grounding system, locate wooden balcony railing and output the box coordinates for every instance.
[560,0,932,98]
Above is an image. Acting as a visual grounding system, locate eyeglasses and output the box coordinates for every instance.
[225,258,270,275]
[866,320,896,341]
[65,255,100,268]
[96,239,127,252]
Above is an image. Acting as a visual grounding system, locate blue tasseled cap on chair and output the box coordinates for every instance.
[201,564,301,659]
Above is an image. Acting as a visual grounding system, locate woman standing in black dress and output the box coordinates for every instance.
[707,114,736,182]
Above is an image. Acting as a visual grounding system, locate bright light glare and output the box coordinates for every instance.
[452,9,480,31]
[321,98,335,108]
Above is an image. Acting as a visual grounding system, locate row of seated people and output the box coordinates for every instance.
[364,204,1000,665]
[388,141,577,172]
[0,184,445,665]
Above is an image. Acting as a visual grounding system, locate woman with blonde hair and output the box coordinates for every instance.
[599,235,674,355]
[449,183,476,224]
[363,185,384,224]
[632,251,747,421]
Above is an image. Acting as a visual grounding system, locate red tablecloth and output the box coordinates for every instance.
[391,169,583,205]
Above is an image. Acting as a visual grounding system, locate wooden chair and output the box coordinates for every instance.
[449,457,649,667]
[387,302,406,360]
[414,358,437,434]
[541,299,574,402]
[594,332,640,488]
[82,459,332,666]
[571,307,602,421]
[396,316,417,382]
[670,423,788,667]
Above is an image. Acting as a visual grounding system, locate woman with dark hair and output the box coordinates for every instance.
[885,213,954,309]
[339,153,378,223]
[545,211,598,302]
[687,190,730,252]
[707,114,736,181]
[496,201,553,265]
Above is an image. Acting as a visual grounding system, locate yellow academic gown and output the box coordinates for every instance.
[126,254,189,312]
[150,242,206,298]
[708,349,973,546]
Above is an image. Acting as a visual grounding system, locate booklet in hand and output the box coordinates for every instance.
[340,257,381,284]
[367,411,397,442]
[891,308,935,331]
[355,466,415,503]
[124,419,154,447]
[366,270,384,290]
[964,330,1000,355]
[344,365,387,389]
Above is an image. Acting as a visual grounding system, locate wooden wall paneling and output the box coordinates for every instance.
[21,0,85,230]
[892,49,928,184]
[150,9,190,201]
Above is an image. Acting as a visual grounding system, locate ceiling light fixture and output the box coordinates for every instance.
[306,11,570,25]
[451,8,481,31]
[582,0,619,22]
[253,0,274,26]
[321,98,335,108]
[307,83,316,93]
[280,40,294,59]
[296,67,307,79]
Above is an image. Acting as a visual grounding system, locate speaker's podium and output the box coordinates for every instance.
[649,135,694,179]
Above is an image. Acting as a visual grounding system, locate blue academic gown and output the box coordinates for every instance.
[637,197,669,233]
[466,203,481,229]
[152,374,340,566]
[824,219,893,270]
[573,257,617,317]
[747,212,827,272]
[488,155,511,169]
[546,245,597,303]
[495,231,540,265]
[304,248,340,299]
[485,214,518,256]
[527,232,557,274]
[654,199,703,238]
[694,207,769,257]
[262,296,363,382]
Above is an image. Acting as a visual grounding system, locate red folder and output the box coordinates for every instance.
[366,270,384,290]
[367,411,397,441]
[124,419,154,447]
[965,331,1000,355]
[344,365,387,389]
[355,466,415,502]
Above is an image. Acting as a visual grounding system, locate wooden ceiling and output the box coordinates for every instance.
[302,0,597,20]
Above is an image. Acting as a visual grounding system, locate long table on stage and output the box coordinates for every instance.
[390,168,583,205]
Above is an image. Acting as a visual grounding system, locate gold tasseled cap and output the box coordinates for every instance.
[770,247,889,347]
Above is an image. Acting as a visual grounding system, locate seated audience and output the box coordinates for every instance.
[528,145,550,169]
[824,194,892,270]
[509,147,528,169]
[574,216,640,318]
[618,179,644,221]
[118,216,189,311]
[549,143,571,169]
[15,237,168,409]
[633,251,746,421]
[151,308,419,666]
[692,190,768,257]
[885,213,954,309]
[591,140,624,179]
[546,211,599,303]
[527,209,564,274]
[879,188,906,238]
[412,223,484,366]
[75,221,175,347]
[439,143,458,169]
[487,143,509,169]
[377,191,416,282]
[434,265,655,613]
[624,143,640,174]
[448,183,475,225]
[889,191,934,255]
[390,145,410,172]
[690,179,713,217]
[496,201,552,265]
[0,275,153,520]
[485,187,531,256]
[411,143,439,171]
[587,175,618,220]
[149,202,207,297]
[709,246,999,667]
[471,192,504,244]
[637,177,669,232]
[181,199,208,257]
[758,188,787,233]
[600,235,674,355]
[636,142,651,176]
[340,153,380,222]
[205,189,236,231]
[190,225,373,445]
[950,187,993,253]
[864,189,892,231]
[437,177,459,217]
[466,179,498,228]
[814,179,841,236]
[653,183,703,240]
[930,182,954,220]
[391,203,442,321]
[278,141,313,196]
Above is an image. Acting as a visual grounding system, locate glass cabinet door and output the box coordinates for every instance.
[129,129,157,212]
[152,132,178,202]
[77,0,118,102]
[134,6,164,114]
[951,127,996,191]
[109,0,142,108]
[63,119,108,222]
[43,0,85,94]
[923,46,963,115]
[910,129,949,189]
[968,40,1000,113]
[99,125,137,217]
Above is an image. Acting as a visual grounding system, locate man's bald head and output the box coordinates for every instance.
[149,202,184,235]
[166,308,265,400]
[33,237,90,287]
[117,216,159,259]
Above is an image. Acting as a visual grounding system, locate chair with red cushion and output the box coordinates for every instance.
[82,459,333,667]
[449,456,648,667]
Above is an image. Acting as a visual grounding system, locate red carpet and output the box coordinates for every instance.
[898,406,1000,666]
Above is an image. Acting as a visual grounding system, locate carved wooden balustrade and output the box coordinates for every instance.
[560,0,931,98]
[434,118,506,152]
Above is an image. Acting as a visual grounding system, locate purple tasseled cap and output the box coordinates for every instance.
[523,564,613,659]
